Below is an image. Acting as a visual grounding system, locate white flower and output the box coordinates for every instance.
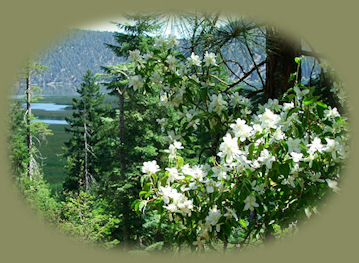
[243,195,259,211]
[324,137,338,159]
[304,153,316,168]
[283,102,295,112]
[205,205,222,226]
[224,207,238,221]
[167,35,178,48]
[252,123,264,134]
[230,92,242,106]
[163,203,178,213]
[154,36,166,47]
[309,173,324,183]
[181,181,198,192]
[208,93,227,113]
[266,98,281,111]
[142,160,160,175]
[290,152,303,163]
[286,138,301,153]
[218,133,241,164]
[326,179,340,192]
[204,178,219,193]
[234,154,252,172]
[164,144,176,160]
[308,137,324,155]
[187,52,201,66]
[143,51,153,61]
[272,127,286,142]
[212,167,229,180]
[128,49,142,62]
[159,186,180,204]
[204,51,217,66]
[253,183,265,195]
[258,108,281,129]
[324,107,340,119]
[193,165,206,181]
[150,72,162,86]
[258,149,275,169]
[176,199,194,216]
[166,55,177,71]
[206,185,214,193]
[173,140,184,150]
[165,167,184,183]
[181,164,195,176]
[164,140,184,160]
[230,92,251,107]
[282,175,296,188]
[294,86,309,99]
[230,118,253,142]
[128,75,143,91]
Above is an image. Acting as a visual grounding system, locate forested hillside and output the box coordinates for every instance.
[14,30,124,96]
[13,29,319,97]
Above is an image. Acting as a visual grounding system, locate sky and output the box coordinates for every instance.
[75,15,194,38]
[76,17,128,32]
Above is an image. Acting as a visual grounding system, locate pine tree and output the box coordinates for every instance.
[20,62,49,180]
[97,16,174,247]
[63,70,107,192]
[8,100,28,178]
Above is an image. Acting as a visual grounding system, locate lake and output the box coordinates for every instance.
[22,103,70,111]
[23,103,71,125]
[34,119,68,125]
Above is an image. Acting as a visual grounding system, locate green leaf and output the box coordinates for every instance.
[315,101,327,108]
[177,156,184,168]
[248,143,255,159]
[138,201,146,211]
[144,191,153,199]
[139,191,147,198]
[303,99,314,106]
[239,219,247,228]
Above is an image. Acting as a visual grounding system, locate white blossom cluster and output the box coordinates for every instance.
[128,36,349,248]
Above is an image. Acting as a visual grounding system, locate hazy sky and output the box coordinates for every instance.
[77,17,128,32]
[76,16,188,37]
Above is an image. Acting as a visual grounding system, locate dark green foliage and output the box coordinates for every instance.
[105,15,161,58]
[38,124,70,193]
[8,101,29,178]
[18,175,62,225]
[59,191,120,248]
[63,70,108,192]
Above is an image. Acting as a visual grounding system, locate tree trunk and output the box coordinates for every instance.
[265,27,301,100]
[118,89,129,246]
[83,109,89,192]
[26,73,33,180]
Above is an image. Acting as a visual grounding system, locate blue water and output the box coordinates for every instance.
[34,119,68,125]
[22,103,70,111]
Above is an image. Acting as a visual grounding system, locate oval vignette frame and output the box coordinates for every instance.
[0,1,358,263]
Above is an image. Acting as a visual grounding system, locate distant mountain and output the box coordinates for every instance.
[13,29,319,97]
[15,29,124,96]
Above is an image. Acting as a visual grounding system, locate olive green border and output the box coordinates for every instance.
[0,0,357,262]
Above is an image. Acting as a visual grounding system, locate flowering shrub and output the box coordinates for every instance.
[123,37,349,250]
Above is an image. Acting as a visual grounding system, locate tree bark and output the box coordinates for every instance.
[265,27,302,100]
[83,109,89,192]
[26,73,33,180]
[118,89,129,246]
